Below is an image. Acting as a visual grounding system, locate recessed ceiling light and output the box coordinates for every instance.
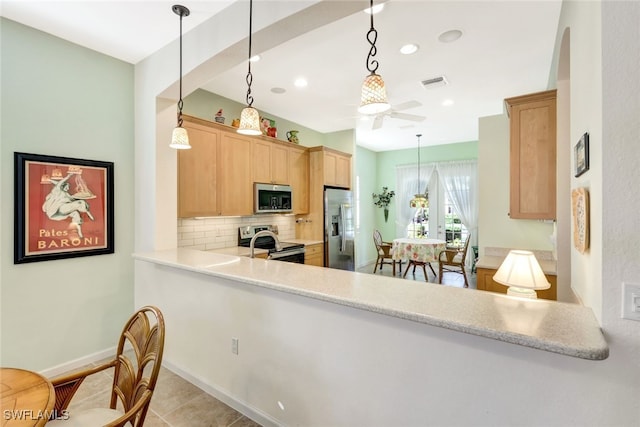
[364,3,384,14]
[249,54,261,62]
[271,87,286,94]
[442,99,454,106]
[294,77,308,88]
[400,43,419,55]
[438,29,463,43]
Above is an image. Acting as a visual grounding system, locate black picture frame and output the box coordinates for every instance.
[574,132,590,177]
[14,152,114,264]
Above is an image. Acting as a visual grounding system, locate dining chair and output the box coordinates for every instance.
[438,234,471,287]
[48,306,165,427]
[373,229,402,276]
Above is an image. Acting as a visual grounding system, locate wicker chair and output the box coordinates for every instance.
[373,229,402,276]
[49,306,165,427]
[438,235,471,288]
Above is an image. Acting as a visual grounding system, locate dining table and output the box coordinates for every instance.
[391,237,447,281]
[1,367,55,426]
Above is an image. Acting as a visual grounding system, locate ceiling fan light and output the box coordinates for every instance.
[237,106,262,135]
[359,73,390,115]
[170,126,191,149]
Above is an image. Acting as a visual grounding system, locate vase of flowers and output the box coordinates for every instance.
[372,187,395,222]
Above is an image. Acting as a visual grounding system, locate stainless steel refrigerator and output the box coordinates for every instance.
[324,187,355,271]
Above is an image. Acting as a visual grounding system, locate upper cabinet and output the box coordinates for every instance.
[288,145,309,214]
[178,118,219,218]
[252,139,289,185]
[177,115,310,218]
[505,89,557,220]
[310,146,352,189]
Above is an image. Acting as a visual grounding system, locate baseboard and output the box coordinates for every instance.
[161,359,281,427]
[40,347,115,378]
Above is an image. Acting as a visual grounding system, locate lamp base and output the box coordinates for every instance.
[507,287,538,299]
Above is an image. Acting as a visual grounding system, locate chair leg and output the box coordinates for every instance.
[403,261,412,278]
[420,263,428,281]
[373,257,380,273]
[427,262,436,277]
[438,265,443,284]
[462,266,469,288]
[392,261,396,276]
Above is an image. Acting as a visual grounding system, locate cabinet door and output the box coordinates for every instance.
[304,243,324,266]
[323,152,338,186]
[219,133,253,216]
[178,121,219,217]
[289,145,309,214]
[507,90,556,219]
[335,154,351,188]
[271,143,289,184]
[252,140,290,184]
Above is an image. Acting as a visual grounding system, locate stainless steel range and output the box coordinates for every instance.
[238,225,305,263]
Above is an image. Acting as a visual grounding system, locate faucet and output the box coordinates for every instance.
[249,230,282,258]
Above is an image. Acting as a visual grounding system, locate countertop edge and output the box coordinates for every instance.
[133,249,608,361]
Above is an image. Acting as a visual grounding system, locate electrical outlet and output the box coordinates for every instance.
[231,337,239,355]
[621,282,640,321]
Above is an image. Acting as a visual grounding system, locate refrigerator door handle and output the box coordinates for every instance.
[339,204,347,252]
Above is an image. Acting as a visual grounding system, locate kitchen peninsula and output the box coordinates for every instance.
[134,248,607,425]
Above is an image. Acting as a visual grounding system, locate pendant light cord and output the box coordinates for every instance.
[365,0,379,75]
[245,0,254,107]
[177,10,184,127]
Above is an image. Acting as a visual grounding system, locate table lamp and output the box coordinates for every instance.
[493,250,550,299]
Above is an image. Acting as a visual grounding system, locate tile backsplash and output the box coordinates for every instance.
[178,215,297,251]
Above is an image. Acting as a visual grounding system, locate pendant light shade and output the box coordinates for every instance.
[238,0,262,135]
[170,4,191,150]
[358,0,390,115]
[410,134,429,208]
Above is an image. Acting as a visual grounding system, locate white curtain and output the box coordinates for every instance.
[436,160,478,266]
[395,163,435,238]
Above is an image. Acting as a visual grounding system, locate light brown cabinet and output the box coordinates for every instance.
[476,267,557,301]
[289,145,309,214]
[322,149,351,189]
[304,243,323,266]
[505,89,557,220]
[178,118,219,218]
[218,132,253,216]
[252,139,289,185]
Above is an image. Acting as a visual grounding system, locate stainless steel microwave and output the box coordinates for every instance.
[254,183,293,214]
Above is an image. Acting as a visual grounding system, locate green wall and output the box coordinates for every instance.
[0,19,134,370]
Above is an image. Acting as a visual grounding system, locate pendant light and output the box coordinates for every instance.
[170,4,191,149]
[237,0,262,135]
[358,0,390,115]
[410,134,429,208]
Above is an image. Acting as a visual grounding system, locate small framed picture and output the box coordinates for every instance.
[574,132,589,177]
[14,152,115,264]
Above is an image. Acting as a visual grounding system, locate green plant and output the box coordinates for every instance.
[372,187,395,209]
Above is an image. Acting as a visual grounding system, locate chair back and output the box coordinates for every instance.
[373,229,383,250]
[460,234,471,263]
[110,306,165,426]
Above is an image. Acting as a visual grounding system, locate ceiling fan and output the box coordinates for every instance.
[370,100,426,130]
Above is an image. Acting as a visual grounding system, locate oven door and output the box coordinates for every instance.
[267,247,305,264]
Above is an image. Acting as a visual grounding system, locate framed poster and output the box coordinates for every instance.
[574,132,589,177]
[14,152,114,264]
[571,187,589,254]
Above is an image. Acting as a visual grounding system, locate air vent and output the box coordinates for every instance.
[421,76,448,89]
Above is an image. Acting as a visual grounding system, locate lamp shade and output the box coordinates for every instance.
[410,194,428,208]
[170,126,190,149]
[358,73,391,115]
[493,250,550,298]
[237,106,262,135]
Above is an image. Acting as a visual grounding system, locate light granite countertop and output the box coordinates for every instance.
[133,248,608,361]
[206,246,269,257]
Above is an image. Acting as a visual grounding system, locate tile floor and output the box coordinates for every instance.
[62,261,475,427]
[63,363,261,427]
[357,260,477,289]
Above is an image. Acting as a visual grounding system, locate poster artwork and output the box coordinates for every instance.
[26,161,108,256]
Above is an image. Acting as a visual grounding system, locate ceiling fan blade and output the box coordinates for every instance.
[389,112,426,122]
[393,100,422,111]
[372,115,384,130]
